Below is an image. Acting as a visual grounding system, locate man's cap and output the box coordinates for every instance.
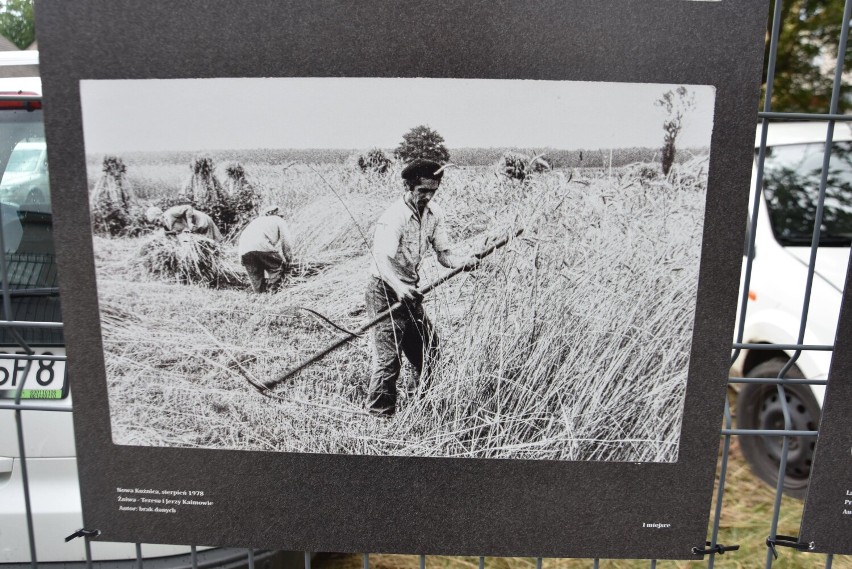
[401,159,445,183]
[262,205,281,216]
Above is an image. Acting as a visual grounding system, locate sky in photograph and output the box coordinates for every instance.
[80,77,715,154]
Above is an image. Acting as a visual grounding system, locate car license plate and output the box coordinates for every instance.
[0,346,67,400]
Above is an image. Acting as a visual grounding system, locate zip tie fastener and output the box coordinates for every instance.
[766,535,815,559]
[691,541,740,556]
[65,528,101,542]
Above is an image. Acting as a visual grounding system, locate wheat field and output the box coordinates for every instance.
[89,152,708,462]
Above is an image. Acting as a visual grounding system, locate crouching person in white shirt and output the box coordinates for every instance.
[238,206,294,293]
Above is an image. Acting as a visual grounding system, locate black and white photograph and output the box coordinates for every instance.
[82,77,715,462]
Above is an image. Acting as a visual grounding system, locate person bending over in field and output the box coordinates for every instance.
[366,158,480,418]
[238,205,294,294]
[145,204,223,241]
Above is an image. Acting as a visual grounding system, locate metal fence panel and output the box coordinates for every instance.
[3,0,851,567]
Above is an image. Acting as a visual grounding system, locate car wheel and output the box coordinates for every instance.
[736,358,820,499]
[24,188,46,205]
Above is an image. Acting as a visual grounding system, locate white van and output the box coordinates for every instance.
[732,121,852,498]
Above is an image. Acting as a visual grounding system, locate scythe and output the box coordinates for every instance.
[258,228,523,393]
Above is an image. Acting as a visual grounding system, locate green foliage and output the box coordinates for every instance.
[762,142,852,245]
[763,0,851,113]
[0,0,34,49]
[655,86,695,176]
[394,125,450,165]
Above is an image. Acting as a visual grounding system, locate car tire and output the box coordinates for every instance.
[736,358,820,499]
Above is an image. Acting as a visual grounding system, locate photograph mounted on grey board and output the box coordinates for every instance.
[80,77,715,462]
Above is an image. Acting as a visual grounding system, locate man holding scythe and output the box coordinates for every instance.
[258,162,517,400]
[366,158,480,418]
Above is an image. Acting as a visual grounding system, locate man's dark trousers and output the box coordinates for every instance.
[365,276,439,414]
[241,251,285,293]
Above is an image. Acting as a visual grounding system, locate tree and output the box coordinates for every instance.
[762,0,851,113]
[394,125,450,164]
[0,0,34,50]
[655,86,695,176]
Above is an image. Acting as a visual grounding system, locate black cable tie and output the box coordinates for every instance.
[65,528,101,542]
[766,535,814,559]
[691,541,740,556]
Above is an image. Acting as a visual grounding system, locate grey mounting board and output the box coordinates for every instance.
[800,248,852,555]
[35,0,768,559]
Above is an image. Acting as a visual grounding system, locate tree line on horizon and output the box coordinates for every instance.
[95,144,709,171]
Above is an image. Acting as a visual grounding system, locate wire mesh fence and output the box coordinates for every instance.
[3,0,852,568]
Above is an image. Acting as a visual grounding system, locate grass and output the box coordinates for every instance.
[90,156,706,461]
[311,433,852,569]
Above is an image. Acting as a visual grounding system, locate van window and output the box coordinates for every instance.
[761,141,852,247]
[0,103,62,345]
